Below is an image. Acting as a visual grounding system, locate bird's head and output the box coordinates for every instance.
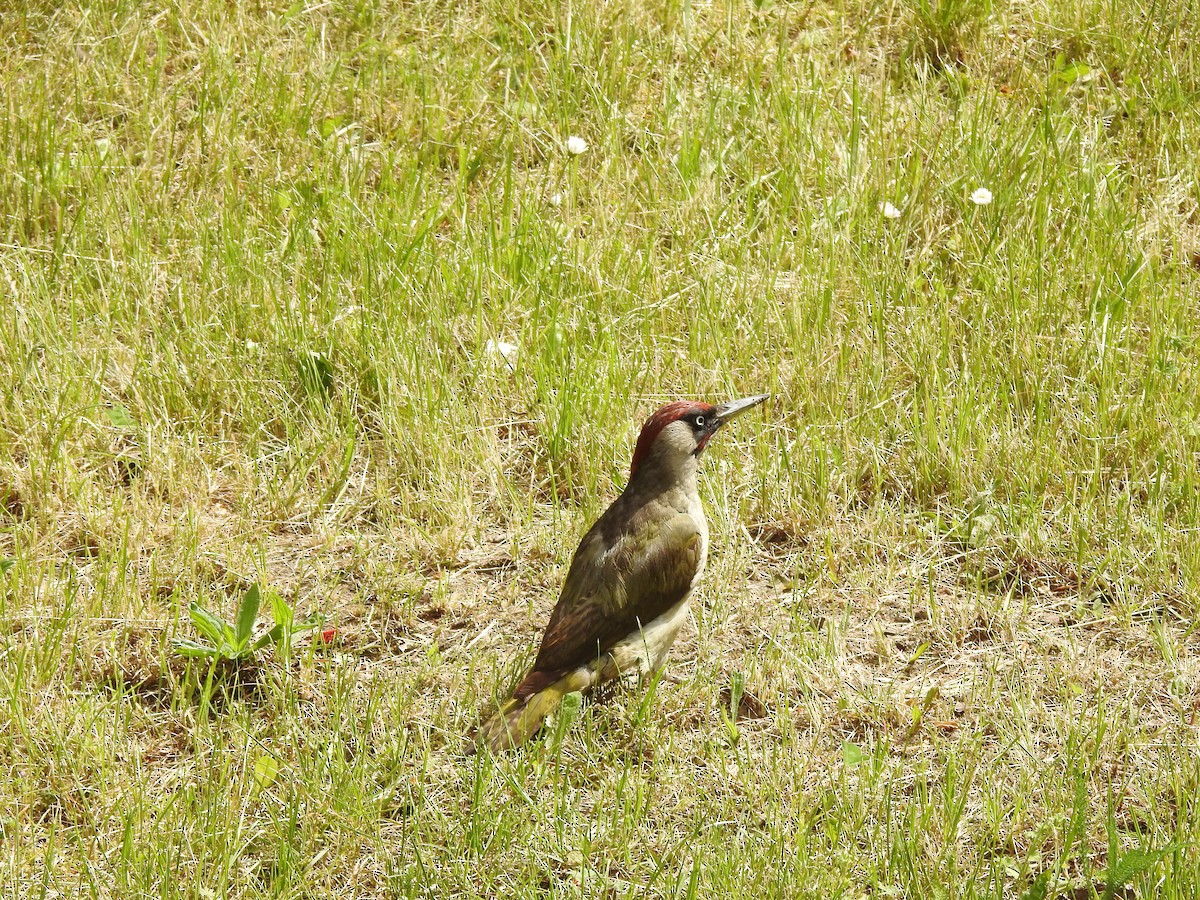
[629,394,769,479]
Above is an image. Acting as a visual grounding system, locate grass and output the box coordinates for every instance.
[2,0,1200,895]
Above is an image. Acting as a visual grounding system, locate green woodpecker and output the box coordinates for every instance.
[477,394,768,752]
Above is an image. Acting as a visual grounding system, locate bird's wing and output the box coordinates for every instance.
[529,510,702,678]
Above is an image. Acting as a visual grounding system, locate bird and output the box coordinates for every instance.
[476,394,768,752]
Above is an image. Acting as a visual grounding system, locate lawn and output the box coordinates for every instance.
[2,0,1200,896]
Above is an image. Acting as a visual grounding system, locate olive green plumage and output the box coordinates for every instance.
[477,491,703,751]
[477,395,767,752]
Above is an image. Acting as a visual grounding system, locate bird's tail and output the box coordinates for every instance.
[476,669,586,752]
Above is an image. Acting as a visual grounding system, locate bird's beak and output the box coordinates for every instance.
[712,394,769,427]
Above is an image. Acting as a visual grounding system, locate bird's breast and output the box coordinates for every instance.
[681,489,708,586]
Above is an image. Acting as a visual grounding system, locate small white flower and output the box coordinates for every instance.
[880,201,902,219]
[548,192,564,207]
[245,339,260,352]
[565,135,588,155]
[970,187,993,206]
[485,339,519,368]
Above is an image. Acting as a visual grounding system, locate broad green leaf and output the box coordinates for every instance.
[235,584,262,648]
[189,601,235,647]
[1057,61,1092,86]
[253,755,279,789]
[728,671,745,719]
[296,350,334,397]
[841,741,866,766]
[319,116,345,140]
[270,592,293,629]
[105,405,135,429]
[253,624,286,651]
[173,639,219,659]
[0,558,14,574]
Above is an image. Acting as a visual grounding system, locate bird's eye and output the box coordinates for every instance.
[694,415,706,428]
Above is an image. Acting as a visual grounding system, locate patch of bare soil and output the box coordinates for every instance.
[231,513,1198,763]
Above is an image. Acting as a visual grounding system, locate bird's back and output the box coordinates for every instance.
[520,481,707,692]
